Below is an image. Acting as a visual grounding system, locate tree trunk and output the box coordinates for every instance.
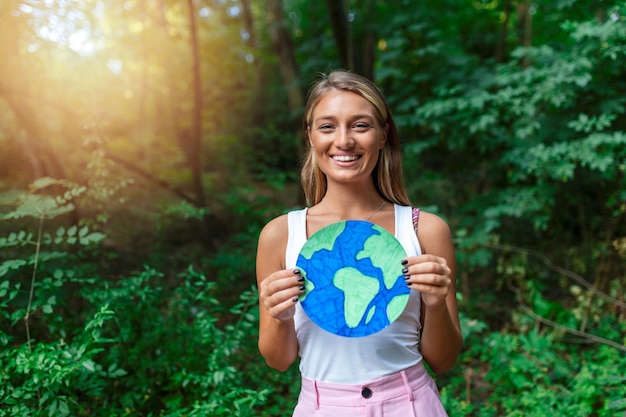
[325,0,351,70]
[266,0,305,156]
[326,0,376,80]
[354,0,376,80]
[185,0,206,209]
[495,0,512,63]
[186,0,214,243]
[241,0,256,49]
[516,1,533,68]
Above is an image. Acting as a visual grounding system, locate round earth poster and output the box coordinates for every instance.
[297,220,410,337]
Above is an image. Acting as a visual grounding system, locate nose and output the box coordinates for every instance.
[335,126,354,148]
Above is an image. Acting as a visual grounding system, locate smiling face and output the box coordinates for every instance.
[307,89,388,187]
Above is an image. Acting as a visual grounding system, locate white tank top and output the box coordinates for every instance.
[286,204,424,384]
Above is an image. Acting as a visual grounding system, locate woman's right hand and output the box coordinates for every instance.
[256,215,302,370]
[258,268,305,322]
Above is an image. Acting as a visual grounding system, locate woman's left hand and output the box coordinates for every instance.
[401,254,452,308]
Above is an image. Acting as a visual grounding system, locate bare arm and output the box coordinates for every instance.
[256,215,304,371]
[402,211,462,374]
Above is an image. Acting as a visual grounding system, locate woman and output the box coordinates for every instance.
[256,70,462,416]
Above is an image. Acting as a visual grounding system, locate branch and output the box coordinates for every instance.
[104,153,199,206]
[513,287,626,353]
[490,242,626,352]
[486,242,626,309]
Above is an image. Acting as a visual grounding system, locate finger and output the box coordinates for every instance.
[262,273,306,311]
[268,300,297,321]
[266,287,306,320]
[406,276,451,299]
[402,261,450,277]
[402,254,446,266]
[260,268,304,295]
[404,272,450,285]
[264,283,305,307]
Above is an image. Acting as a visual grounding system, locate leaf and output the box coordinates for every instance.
[2,194,74,219]
[30,177,59,190]
[82,360,96,372]
[0,259,28,277]
[57,399,70,416]
[80,232,106,245]
[107,364,128,378]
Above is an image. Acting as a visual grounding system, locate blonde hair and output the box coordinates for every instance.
[301,71,411,206]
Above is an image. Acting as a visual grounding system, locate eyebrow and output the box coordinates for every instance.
[313,114,376,124]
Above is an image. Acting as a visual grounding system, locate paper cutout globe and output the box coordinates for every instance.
[297,220,409,337]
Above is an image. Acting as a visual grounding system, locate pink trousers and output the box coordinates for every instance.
[292,362,448,417]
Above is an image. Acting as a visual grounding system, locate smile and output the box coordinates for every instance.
[332,155,361,162]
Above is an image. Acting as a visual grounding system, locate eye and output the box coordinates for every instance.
[353,122,371,131]
[317,124,334,131]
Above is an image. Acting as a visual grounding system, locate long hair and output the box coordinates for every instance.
[301,71,411,206]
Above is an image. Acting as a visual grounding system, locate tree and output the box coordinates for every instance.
[266,0,305,156]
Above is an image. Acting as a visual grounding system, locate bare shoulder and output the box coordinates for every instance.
[415,210,453,255]
[417,211,451,236]
[257,214,289,272]
[258,214,289,244]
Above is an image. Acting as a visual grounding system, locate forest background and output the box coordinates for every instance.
[0,0,625,416]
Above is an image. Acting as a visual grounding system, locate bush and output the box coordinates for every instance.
[0,180,298,416]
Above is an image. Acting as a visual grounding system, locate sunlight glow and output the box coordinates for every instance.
[227,6,240,17]
[18,1,105,56]
[129,21,145,33]
[107,59,123,74]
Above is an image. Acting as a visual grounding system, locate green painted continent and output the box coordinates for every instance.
[299,222,346,259]
[333,267,379,328]
[358,227,406,290]
[387,294,410,322]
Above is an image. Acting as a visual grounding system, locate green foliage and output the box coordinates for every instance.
[0,178,297,417]
[0,178,86,221]
[5,179,615,417]
[438,242,626,416]
[444,317,626,417]
[395,3,626,304]
[1,1,625,416]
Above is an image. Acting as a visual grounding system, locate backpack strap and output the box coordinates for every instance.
[412,207,420,236]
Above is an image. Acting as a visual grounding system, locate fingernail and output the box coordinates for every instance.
[294,269,300,274]
[297,276,305,282]
[401,259,408,265]
[404,275,410,280]
[292,296,299,303]
[299,285,305,291]
[402,267,409,274]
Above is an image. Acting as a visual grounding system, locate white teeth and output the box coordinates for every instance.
[333,155,359,162]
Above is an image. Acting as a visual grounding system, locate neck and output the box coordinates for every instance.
[324,179,379,202]
[321,185,387,221]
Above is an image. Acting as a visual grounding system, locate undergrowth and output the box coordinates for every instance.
[0,178,624,416]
